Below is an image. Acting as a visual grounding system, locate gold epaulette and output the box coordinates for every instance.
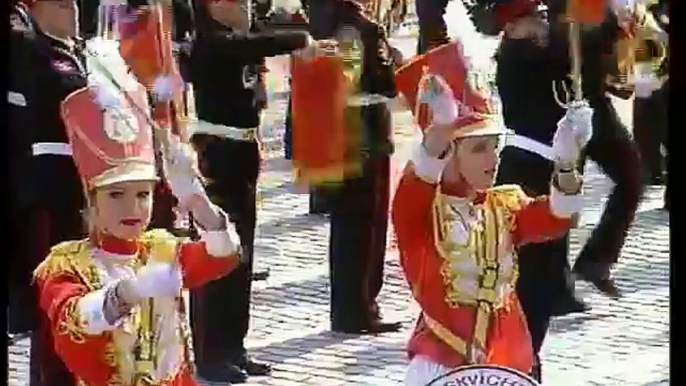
[140,229,180,264]
[486,184,527,211]
[33,230,183,282]
[33,239,92,282]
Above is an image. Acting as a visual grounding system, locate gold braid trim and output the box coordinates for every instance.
[486,185,527,235]
[35,240,104,344]
[485,185,527,292]
[104,342,118,367]
[56,297,88,344]
[140,229,181,264]
[33,240,100,289]
[486,185,527,211]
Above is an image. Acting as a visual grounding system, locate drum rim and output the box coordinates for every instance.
[424,364,539,386]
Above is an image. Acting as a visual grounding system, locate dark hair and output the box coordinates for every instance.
[191,0,214,35]
[464,0,537,36]
[464,0,505,36]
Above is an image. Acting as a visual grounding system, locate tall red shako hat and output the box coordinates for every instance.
[394,35,509,139]
[395,39,492,132]
[60,85,158,191]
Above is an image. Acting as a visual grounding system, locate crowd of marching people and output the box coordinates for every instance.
[8,0,668,385]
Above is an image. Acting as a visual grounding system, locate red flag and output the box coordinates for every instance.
[119,4,175,89]
[291,55,349,186]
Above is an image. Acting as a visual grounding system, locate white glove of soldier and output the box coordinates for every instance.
[634,75,662,98]
[418,74,458,125]
[164,134,205,205]
[553,101,594,165]
[129,261,182,299]
[565,101,594,145]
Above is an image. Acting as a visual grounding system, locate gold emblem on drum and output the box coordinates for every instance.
[103,106,140,144]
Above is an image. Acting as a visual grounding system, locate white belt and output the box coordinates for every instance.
[32,142,73,156]
[190,120,258,142]
[8,91,27,107]
[506,134,555,162]
[347,93,393,107]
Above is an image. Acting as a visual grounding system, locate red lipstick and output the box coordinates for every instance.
[121,218,142,226]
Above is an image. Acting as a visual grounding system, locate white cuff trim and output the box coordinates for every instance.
[200,227,240,257]
[550,185,584,218]
[8,91,27,107]
[411,141,450,184]
[199,208,240,257]
[77,284,118,335]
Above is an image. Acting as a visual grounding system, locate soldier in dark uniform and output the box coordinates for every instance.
[9,0,39,342]
[172,0,196,82]
[187,0,310,383]
[470,0,643,380]
[468,0,586,380]
[306,0,402,334]
[416,0,451,54]
[546,0,643,297]
[10,2,87,386]
[78,0,98,39]
[631,2,668,191]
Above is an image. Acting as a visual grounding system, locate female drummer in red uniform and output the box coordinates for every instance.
[33,78,243,385]
[393,63,592,383]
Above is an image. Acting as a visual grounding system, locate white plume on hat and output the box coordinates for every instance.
[84,37,143,109]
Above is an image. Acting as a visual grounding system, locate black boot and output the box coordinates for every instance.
[196,362,247,384]
[572,259,621,299]
[251,268,270,281]
[234,354,272,376]
[549,269,590,316]
[549,293,590,316]
[308,188,329,215]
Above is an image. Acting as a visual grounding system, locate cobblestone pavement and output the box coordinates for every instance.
[8,4,669,386]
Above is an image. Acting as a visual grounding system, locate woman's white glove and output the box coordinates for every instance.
[164,134,205,205]
[418,74,458,125]
[553,101,594,165]
[91,85,121,110]
[129,261,182,299]
[153,74,177,102]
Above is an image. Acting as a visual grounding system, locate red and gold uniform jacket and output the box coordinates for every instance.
[33,229,240,386]
[392,145,582,373]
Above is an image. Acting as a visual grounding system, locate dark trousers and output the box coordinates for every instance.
[496,146,571,364]
[416,0,450,54]
[284,94,293,160]
[328,155,390,328]
[577,98,643,265]
[28,207,84,386]
[190,137,260,364]
[633,84,668,182]
[10,208,41,335]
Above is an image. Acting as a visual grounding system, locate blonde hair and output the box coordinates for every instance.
[81,188,99,237]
